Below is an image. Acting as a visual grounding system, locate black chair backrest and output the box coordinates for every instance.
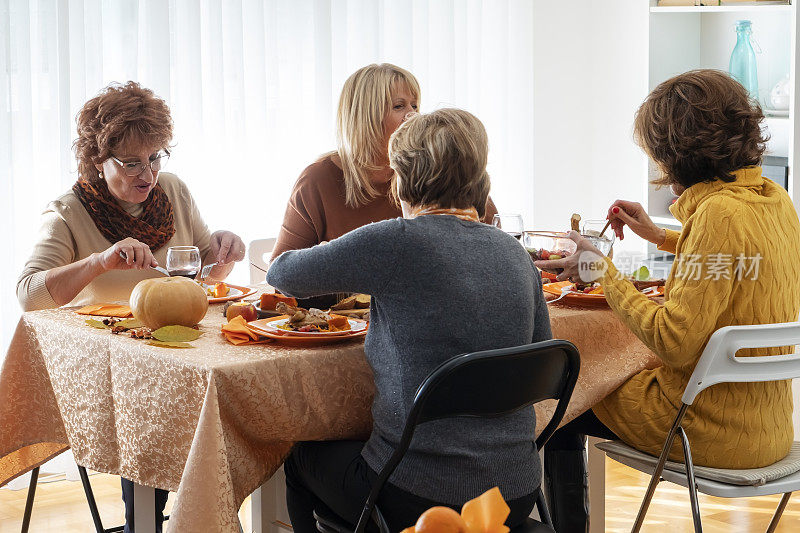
[354,339,580,533]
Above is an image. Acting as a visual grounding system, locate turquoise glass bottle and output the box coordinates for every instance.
[729,20,759,102]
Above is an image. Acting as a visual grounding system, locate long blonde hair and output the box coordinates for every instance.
[336,63,421,207]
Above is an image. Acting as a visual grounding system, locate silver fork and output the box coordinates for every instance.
[547,286,573,305]
[198,262,217,284]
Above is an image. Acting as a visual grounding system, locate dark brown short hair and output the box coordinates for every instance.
[389,108,490,218]
[634,69,768,188]
[73,81,173,181]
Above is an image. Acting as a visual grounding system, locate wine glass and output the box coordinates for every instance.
[166,246,201,278]
[581,220,615,256]
[491,214,524,241]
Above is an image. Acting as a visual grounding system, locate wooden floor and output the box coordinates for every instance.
[1,459,799,532]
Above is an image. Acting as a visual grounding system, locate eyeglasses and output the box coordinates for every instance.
[109,150,170,177]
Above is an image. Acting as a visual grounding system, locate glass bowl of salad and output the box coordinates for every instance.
[522,231,578,263]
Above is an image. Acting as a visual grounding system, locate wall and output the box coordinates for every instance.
[532,0,650,256]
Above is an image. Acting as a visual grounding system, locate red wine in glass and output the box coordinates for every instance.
[166,246,201,280]
[168,268,198,278]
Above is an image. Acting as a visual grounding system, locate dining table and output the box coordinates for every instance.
[0,292,660,533]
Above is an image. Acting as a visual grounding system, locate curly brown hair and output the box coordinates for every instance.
[634,69,768,188]
[73,81,173,181]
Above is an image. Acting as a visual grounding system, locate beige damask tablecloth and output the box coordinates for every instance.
[0,301,659,532]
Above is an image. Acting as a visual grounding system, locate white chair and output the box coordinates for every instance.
[248,238,276,284]
[596,322,800,533]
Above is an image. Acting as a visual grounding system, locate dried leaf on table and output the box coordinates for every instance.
[146,340,194,349]
[114,319,144,330]
[85,319,110,329]
[152,325,203,342]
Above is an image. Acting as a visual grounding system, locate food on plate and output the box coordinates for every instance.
[632,279,666,291]
[573,281,604,294]
[559,278,665,296]
[327,315,350,331]
[197,281,230,298]
[624,266,665,291]
[214,282,229,298]
[205,282,229,298]
[130,277,209,330]
[259,292,298,310]
[274,301,351,333]
[224,302,258,322]
[331,293,371,310]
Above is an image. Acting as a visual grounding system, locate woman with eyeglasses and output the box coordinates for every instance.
[17,81,245,312]
[270,63,498,261]
[16,81,246,533]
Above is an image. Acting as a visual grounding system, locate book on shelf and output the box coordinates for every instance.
[657,0,790,5]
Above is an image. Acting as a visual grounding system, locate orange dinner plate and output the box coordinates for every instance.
[543,281,664,306]
[246,316,368,345]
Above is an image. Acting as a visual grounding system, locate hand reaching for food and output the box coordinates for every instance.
[606,200,666,245]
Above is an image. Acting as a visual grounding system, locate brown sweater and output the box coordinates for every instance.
[272,155,499,260]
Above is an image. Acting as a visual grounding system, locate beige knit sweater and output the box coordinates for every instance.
[17,173,211,311]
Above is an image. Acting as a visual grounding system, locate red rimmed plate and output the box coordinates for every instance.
[543,281,664,306]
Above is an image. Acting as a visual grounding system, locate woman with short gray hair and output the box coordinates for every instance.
[268,108,551,532]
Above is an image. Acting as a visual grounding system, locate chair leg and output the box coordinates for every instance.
[631,403,689,533]
[77,466,106,533]
[765,492,792,533]
[21,467,39,533]
[535,487,553,526]
[677,427,702,533]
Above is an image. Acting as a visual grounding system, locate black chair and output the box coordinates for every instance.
[314,339,581,533]
[21,465,168,533]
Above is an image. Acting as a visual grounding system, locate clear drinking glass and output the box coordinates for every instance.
[491,214,524,241]
[581,220,615,256]
[166,246,201,278]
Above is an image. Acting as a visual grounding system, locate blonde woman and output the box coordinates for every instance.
[268,109,549,532]
[270,63,498,260]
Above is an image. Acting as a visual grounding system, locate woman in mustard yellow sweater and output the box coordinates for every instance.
[536,69,800,532]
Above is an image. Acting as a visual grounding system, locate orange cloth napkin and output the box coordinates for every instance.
[221,316,271,345]
[402,487,511,533]
[75,303,133,318]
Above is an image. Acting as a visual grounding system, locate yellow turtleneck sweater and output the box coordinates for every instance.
[593,167,800,468]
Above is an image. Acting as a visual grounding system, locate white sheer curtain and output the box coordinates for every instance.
[1,0,535,483]
[1,0,535,362]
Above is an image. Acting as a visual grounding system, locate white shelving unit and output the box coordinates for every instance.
[645,1,799,234]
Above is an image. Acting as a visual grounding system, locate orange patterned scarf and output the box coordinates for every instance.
[72,177,176,251]
[409,205,481,222]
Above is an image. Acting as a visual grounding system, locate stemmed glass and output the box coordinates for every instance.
[166,246,201,278]
[581,220,615,256]
[491,214,524,241]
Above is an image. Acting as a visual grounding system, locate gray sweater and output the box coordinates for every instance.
[267,215,552,504]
